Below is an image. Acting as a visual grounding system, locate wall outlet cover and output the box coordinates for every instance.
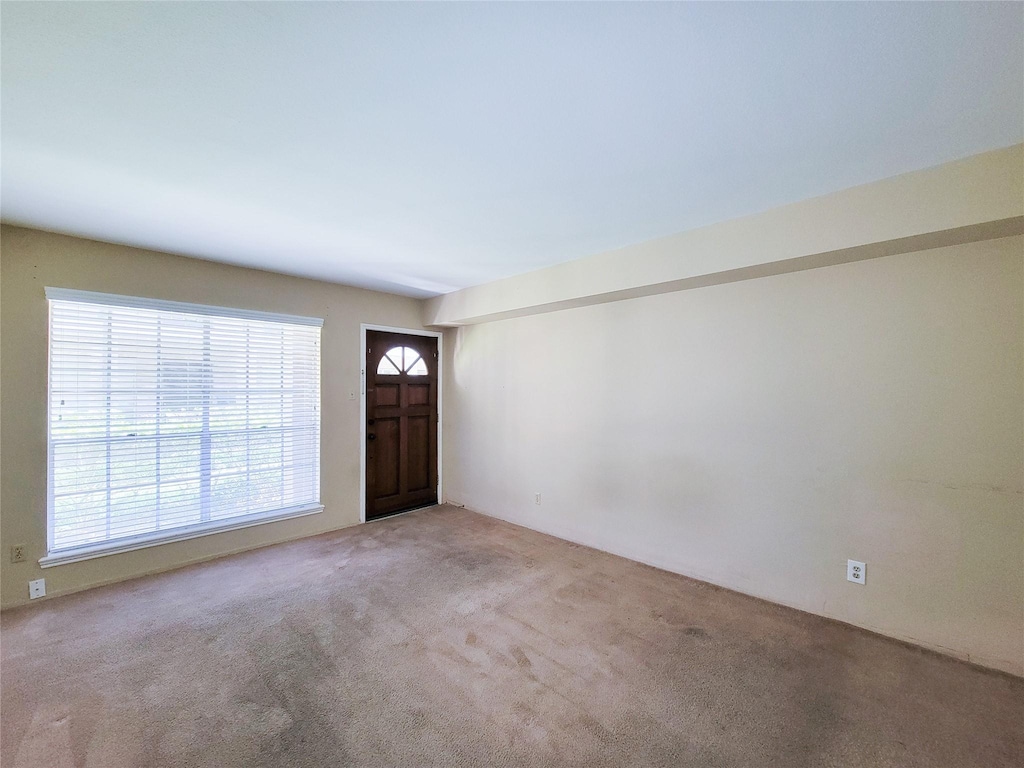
[847,560,866,585]
[28,578,46,599]
[10,545,26,563]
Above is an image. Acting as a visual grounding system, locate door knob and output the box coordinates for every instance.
[367,433,376,441]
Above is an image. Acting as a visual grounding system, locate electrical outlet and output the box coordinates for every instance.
[534,493,541,505]
[10,545,26,563]
[847,560,866,585]
[28,578,46,600]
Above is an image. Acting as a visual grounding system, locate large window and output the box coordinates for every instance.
[44,288,322,565]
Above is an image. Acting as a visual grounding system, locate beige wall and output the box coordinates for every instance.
[0,225,425,609]
[442,236,1024,675]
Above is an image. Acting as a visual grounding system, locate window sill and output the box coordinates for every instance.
[39,503,324,568]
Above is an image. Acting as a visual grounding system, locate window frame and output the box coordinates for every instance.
[40,288,324,568]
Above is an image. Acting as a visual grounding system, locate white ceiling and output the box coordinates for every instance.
[2,3,1022,298]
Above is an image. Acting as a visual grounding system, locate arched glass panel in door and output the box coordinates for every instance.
[377,346,428,376]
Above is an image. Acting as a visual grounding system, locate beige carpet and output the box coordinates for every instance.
[2,505,1021,767]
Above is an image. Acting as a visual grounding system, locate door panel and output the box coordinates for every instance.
[373,417,401,498]
[407,415,431,492]
[375,384,399,407]
[365,331,438,520]
[408,383,430,406]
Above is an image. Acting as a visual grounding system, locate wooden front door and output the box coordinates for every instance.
[365,331,438,520]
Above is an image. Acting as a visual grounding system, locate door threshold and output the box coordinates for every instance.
[366,502,439,523]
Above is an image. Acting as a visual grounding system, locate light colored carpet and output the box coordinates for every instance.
[2,504,1021,767]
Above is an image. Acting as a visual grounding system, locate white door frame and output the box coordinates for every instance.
[359,324,444,523]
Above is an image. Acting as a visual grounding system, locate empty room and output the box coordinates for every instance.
[1,2,1022,766]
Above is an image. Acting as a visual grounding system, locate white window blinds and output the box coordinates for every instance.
[46,289,322,557]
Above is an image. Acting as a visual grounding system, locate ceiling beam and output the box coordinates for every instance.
[424,144,1023,327]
